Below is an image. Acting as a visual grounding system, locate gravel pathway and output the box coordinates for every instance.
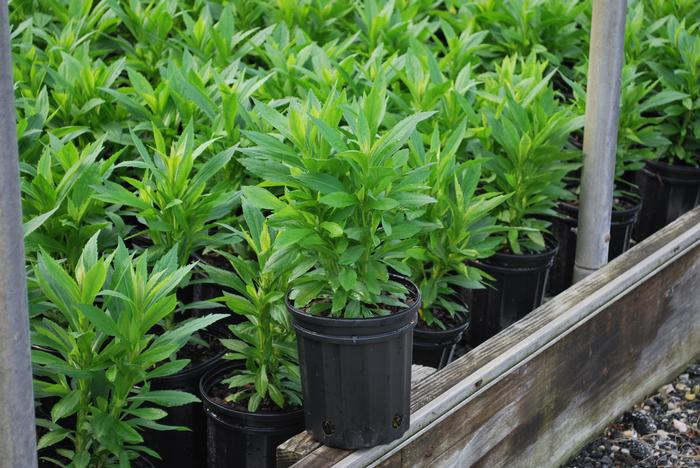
[566,362,700,467]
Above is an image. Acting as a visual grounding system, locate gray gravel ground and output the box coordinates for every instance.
[566,362,700,467]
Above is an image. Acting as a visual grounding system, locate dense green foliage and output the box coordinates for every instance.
[33,235,224,466]
[8,0,700,463]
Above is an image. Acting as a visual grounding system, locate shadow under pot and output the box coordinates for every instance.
[200,363,305,468]
[413,300,469,370]
[143,329,227,468]
[467,240,558,347]
[548,196,642,295]
[635,160,700,242]
[287,275,420,450]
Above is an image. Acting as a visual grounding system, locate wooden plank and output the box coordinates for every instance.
[276,365,436,468]
[381,242,700,467]
[288,207,700,468]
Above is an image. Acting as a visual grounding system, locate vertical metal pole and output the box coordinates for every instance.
[573,0,627,282]
[0,1,38,466]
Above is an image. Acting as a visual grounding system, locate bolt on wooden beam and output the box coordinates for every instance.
[0,0,38,466]
[574,0,628,282]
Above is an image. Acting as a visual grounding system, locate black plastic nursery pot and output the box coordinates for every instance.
[413,305,469,370]
[635,160,700,241]
[548,197,641,295]
[200,363,305,468]
[287,275,420,450]
[468,240,558,347]
[143,330,227,468]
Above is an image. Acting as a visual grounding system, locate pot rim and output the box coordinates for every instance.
[489,235,559,262]
[644,159,700,182]
[285,274,421,325]
[200,362,304,421]
[414,309,469,338]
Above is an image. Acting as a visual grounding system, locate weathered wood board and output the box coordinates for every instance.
[280,207,700,468]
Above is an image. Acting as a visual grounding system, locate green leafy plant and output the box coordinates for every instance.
[21,135,124,269]
[468,0,590,73]
[648,16,700,166]
[203,200,302,412]
[240,87,436,317]
[407,123,508,329]
[477,62,584,253]
[94,122,239,264]
[32,234,225,466]
[565,63,687,181]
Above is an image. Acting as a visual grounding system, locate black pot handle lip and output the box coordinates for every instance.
[203,406,303,435]
[474,259,556,275]
[642,167,700,185]
[291,318,417,345]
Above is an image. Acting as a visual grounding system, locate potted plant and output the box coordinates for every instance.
[32,234,225,467]
[93,123,241,466]
[407,122,508,368]
[635,16,700,240]
[199,200,304,468]
[138,247,230,468]
[94,121,239,295]
[549,64,686,294]
[469,70,583,345]
[238,87,431,449]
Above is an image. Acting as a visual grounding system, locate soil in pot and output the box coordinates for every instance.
[200,363,305,468]
[548,195,641,295]
[413,304,469,370]
[143,329,227,468]
[635,160,700,241]
[287,275,420,450]
[467,240,558,347]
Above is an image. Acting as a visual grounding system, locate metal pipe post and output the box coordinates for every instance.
[573,0,627,282]
[0,0,38,466]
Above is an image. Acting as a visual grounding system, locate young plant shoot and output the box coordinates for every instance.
[203,200,301,412]
[408,123,508,329]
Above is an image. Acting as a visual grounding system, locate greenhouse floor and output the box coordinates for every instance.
[566,361,700,467]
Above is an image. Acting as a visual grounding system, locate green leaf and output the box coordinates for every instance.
[276,228,315,248]
[51,390,81,422]
[37,428,70,450]
[24,207,59,237]
[93,181,151,211]
[130,390,200,407]
[368,198,399,210]
[220,294,257,316]
[339,245,365,265]
[319,192,356,208]
[371,111,435,159]
[255,364,269,396]
[294,174,345,194]
[338,269,357,291]
[242,186,285,210]
[268,384,285,408]
[158,314,227,345]
[320,222,343,237]
[77,305,120,337]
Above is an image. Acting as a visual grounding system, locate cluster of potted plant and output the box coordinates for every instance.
[10,0,700,465]
[633,14,700,240]
[464,56,583,344]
